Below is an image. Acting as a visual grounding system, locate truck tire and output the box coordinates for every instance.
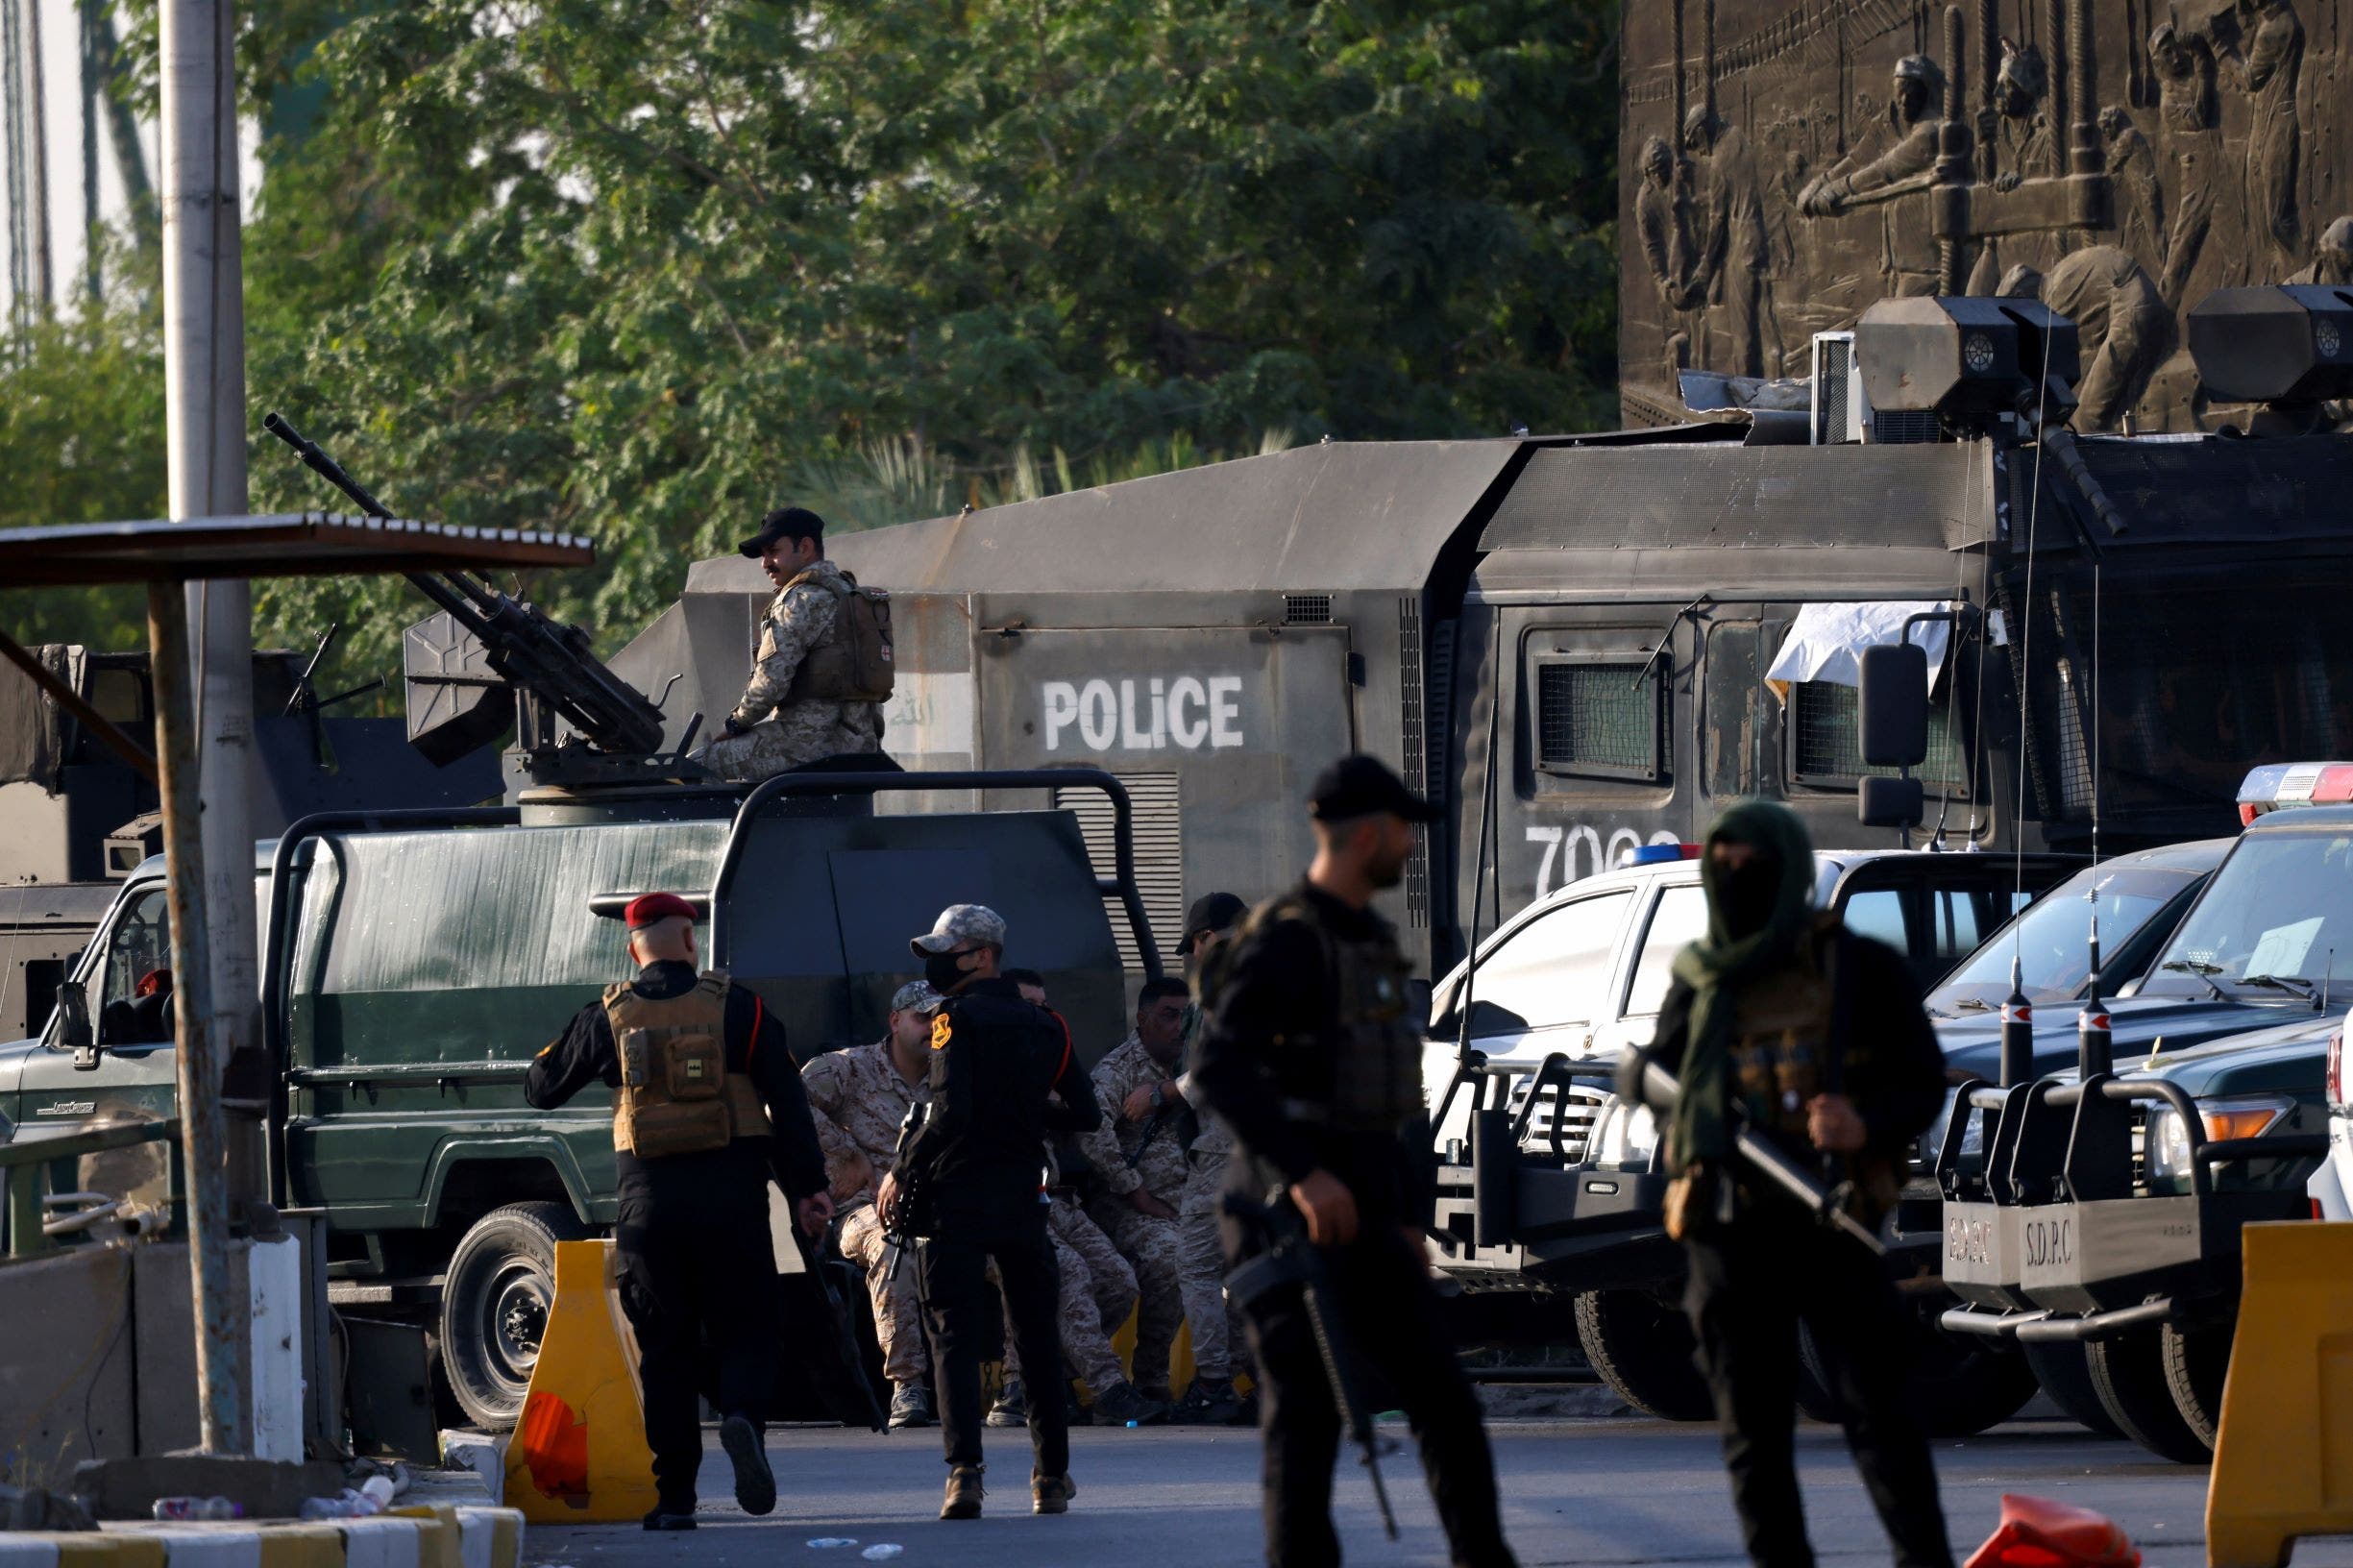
[2160,1316,2232,1455]
[2021,1341,2123,1438]
[1572,1289,1713,1422]
[2086,1326,2210,1462]
[440,1202,592,1431]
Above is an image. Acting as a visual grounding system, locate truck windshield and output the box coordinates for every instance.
[2140,828,2353,998]
[1928,864,2200,1015]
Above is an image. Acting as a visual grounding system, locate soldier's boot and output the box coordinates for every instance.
[941,1464,986,1521]
[1090,1379,1170,1428]
[1169,1377,1241,1426]
[1031,1471,1078,1516]
[888,1383,935,1430]
[641,1501,698,1531]
[985,1378,1027,1428]
[718,1414,775,1516]
[1138,1383,1176,1406]
[1230,1386,1261,1427]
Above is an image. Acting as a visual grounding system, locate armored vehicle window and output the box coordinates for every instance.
[95,887,172,1045]
[1703,623,1768,798]
[1535,662,1664,783]
[1789,681,1964,792]
[1467,890,1630,1039]
[1623,883,1707,1018]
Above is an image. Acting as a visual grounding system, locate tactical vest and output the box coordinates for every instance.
[603,970,768,1158]
[1728,947,1835,1147]
[1239,894,1425,1136]
[781,569,895,705]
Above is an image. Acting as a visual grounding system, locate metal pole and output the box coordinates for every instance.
[24,0,52,311]
[161,0,264,1233]
[161,0,257,1454]
[146,580,246,1455]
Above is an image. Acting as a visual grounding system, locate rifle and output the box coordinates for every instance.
[1625,1052,1885,1255]
[882,1099,931,1288]
[1222,1190,1399,1541]
[1123,1099,1173,1170]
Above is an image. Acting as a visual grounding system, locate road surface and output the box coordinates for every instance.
[524,1409,2353,1567]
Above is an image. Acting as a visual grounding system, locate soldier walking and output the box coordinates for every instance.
[879,904,1102,1520]
[697,505,888,784]
[524,893,834,1531]
[799,979,943,1430]
[1625,802,1952,1568]
[1194,756,1517,1568]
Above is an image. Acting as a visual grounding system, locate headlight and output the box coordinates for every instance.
[2145,1094,2295,1184]
[1589,1098,1661,1168]
[1923,1086,1986,1164]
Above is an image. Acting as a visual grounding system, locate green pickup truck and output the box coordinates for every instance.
[0,771,1154,1431]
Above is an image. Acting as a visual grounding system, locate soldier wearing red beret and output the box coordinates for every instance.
[527,891,832,1530]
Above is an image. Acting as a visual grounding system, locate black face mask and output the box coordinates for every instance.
[1717,856,1783,939]
[924,950,973,995]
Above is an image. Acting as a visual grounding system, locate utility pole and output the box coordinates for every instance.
[160,0,257,1456]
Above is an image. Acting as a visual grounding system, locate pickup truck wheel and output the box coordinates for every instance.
[441,1202,592,1431]
[1572,1289,1713,1422]
[2021,1341,2123,1438]
[2160,1316,2231,1454]
[2086,1326,2210,1462]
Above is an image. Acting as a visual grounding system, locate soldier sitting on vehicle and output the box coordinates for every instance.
[1077,977,1205,1409]
[990,970,1166,1433]
[800,978,943,1431]
[695,505,890,784]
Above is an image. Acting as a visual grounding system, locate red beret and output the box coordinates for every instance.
[625,892,700,929]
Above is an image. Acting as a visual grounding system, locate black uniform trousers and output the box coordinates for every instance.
[1682,1206,1953,1568]
[1243,1230,1514,1568]
[917,1214,1069,1476]
[613,1194,781,1510]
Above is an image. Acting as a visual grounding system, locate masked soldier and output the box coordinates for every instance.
[525,893,834,1531]
[1624,802,1951,1568]
[879,904,1102,1520]
[1194,756,1518,1568]
[697,505,890,784]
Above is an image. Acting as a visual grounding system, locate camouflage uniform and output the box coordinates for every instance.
[800,1038,929,1385]
[1079,1031,1197,1394]
[998,1194,1140,1392]
[698,558,885,783]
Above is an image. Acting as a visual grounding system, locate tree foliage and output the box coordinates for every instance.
[13,0,1620,695]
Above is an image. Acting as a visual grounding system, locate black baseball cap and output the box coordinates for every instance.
[1308,754,1440,823]
[738,505,826,558]
[1181,892,1247,949]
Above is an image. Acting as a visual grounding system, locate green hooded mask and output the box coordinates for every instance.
[1665,800,1819,1171]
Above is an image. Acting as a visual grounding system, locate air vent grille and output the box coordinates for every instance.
[1398,598,1430,927]
[1053,772,1184,973]
[1284,594,1334,625]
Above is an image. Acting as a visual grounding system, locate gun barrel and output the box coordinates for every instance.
[1635,1059,1885,1254]
[262,412,395,519]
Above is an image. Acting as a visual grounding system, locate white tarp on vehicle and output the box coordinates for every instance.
[1764,600,1953,703]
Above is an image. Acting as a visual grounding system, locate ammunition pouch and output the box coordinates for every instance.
[605,971,767,1158]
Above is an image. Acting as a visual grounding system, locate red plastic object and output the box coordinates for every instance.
[1964,1494,2143,1568]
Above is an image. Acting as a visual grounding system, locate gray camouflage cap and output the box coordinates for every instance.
[889,979,945,1015]
[910,903,1008,957]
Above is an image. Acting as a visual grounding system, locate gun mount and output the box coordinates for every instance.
[263,413,700,792]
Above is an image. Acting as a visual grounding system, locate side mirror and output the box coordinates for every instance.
[1858,644,1929,768]
[59,978,97,1067]
[1858,774,1925,829]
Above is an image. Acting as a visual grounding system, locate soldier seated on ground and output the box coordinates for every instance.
[988,968,1169,1432]
[1078,977,1208,1408]
[693,505,889,786]
[799,979,942,1430]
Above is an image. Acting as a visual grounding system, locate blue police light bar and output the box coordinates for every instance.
[2237,762,2353,824]
[1624,843,1703,868]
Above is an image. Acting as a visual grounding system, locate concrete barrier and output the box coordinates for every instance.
[0,1507,521,1568]
[501,1242,655,1524]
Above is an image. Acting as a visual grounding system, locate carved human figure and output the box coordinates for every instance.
[2148,21,2224,307]
[2218,0,2305,268]
[1989,41,2058,192]
[2285,217,2353,285]
[1634,135,1701,374]
[2099,106,2167,278]
[1998,248,2176,431]
[1684,105,1779,379]
[1801,55,1946,297]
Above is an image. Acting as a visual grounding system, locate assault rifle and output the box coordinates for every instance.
[261,412,685,781]
[1624,1051,1886,1255]
[882,1099,931,1287]
[1124,1099,1173,1170]
[1222,1190,1399,1541]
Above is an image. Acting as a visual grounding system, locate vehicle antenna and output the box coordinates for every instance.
[2077,908,2112,1080]
[2011,310,2058,980]
[2091,559,2101,868]
[2325,948,2335,1015]
[1456,617,1505,1077]
[2000,950,2034,1089]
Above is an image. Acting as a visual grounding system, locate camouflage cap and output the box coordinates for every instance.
[889,979,945,1015]
[910,903,1008,957]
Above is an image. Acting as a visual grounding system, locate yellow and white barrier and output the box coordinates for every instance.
[501,1240,657,1524]
[0,1507,522,1568]
[2206,1220,2353,1568]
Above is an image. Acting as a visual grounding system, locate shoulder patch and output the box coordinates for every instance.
[930,1012,954,1050]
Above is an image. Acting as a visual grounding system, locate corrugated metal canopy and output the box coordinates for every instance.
[0,512,594,587]
[685,439,1530,596]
